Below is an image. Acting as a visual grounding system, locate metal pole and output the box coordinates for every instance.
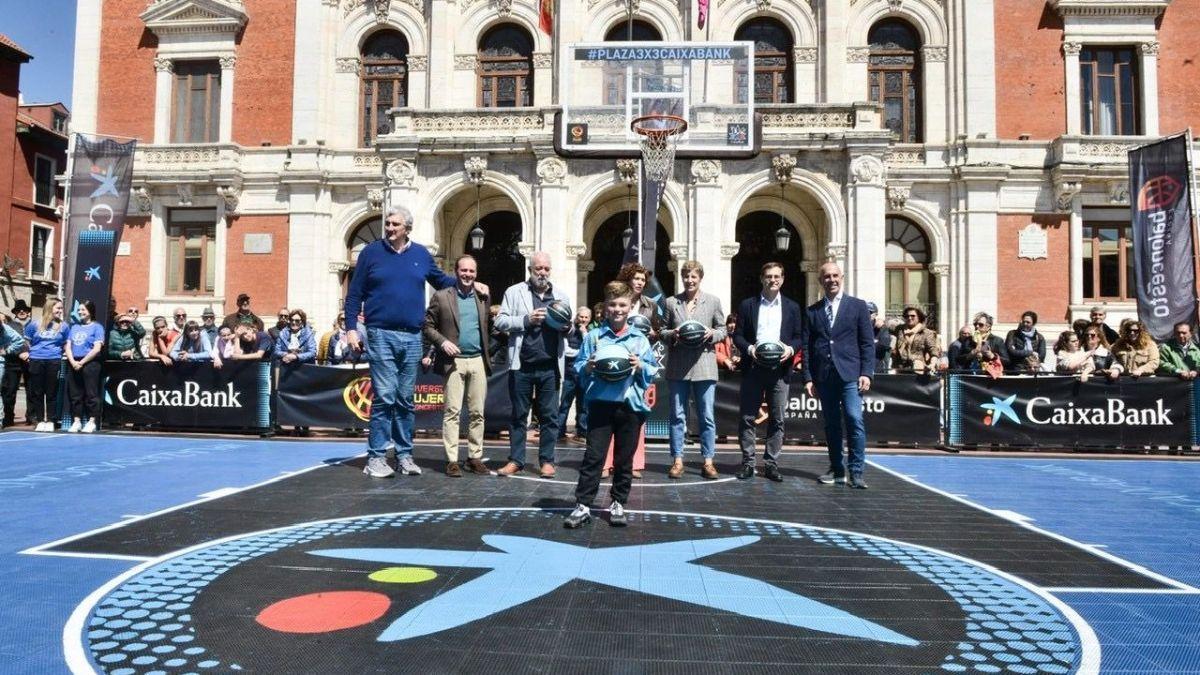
[56,132,77,294]
[1186,128,1200,323]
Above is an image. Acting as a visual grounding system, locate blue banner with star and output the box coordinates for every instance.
[948,374,1194,448]
[64,134,136,325]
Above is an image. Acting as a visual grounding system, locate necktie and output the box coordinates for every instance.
[825,301,833,327]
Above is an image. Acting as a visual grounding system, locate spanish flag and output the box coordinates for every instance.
[539,0,553,35]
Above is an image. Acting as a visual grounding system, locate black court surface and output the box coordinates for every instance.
[8,433,1200,673]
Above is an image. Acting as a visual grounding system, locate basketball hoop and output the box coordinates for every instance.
[631,114,688,182]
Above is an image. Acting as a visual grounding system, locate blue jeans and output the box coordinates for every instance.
[508,367,560,468]
[816,376,867,477]
[365,327,422,459]
[668,379,716,459]
[557,373,587,435]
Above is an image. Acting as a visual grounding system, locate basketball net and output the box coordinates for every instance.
[632,114,687,183]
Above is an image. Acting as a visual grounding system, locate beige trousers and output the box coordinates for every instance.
[443,355,487,461]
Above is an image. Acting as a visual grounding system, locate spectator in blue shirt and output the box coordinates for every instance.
[170,321,214,362]
[66,300,105,433]
[25,299,69,431]
[274,309,317,364]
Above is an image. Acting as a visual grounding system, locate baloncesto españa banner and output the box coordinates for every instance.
[1127,134,1197,341]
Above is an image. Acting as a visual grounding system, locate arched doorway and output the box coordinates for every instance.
[885,216,936,326]
[731,211,804,307]
[464,211,526,298]
[587,211,674,309]
[344,217,383,293]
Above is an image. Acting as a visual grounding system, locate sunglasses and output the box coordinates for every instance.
[905,314,918,319]
[174,314,187,319]
[974,322,988,327]
[290,318,303,324]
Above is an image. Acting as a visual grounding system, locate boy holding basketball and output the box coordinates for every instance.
[564,281,660,529]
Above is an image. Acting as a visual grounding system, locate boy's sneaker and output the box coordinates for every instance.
[397,455,423,476]
[67,419,81,433]
[563,504,591,529]
[81,419,96,434]
[608,501,628,527]
[363,456,395,478]
[34,422,49,432]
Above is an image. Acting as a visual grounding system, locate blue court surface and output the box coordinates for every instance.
[1,430,1197,674]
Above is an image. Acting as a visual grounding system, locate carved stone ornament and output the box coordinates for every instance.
[454,54,478,70]
[615,159,639,185]
[755,0,770,9]
[929,262,950,278]
[216,185,240,213]
[1062,41,1082,56]
[691,159,721,184]
[517,242,536,258]
[177,184,194,206]
[846,47,871,63]
[532,52,553,68]
[887,0,903,11]
[328,260,352,274]
[850,156,886,186]
[887,185,911,211]
[366,187,384,212]
[720,242,741,259]
[218,55,237,69]
[407,55,428,71]
[826,243,848,261]
[565,242,588,258]
[668,243,690,260]
[793,47,817,64]
[385,158,416,186]
[133,186,153,214]
[1108,180,1130,206]
[1140,41,1160,56]
[922,46,947,63]
[154,58,174,73]
[772,153,797,183]
[336,57,362,74]
[494,0,512,14]
[1055,181,1082,211]
[464,155,488,185]
[373,0,390,21]
[537,157,567,184]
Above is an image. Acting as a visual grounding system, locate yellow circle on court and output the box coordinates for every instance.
[369,567,438,584]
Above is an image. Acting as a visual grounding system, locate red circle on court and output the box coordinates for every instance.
[256,591,391,633]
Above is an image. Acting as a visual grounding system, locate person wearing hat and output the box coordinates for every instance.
[2,299,32,427]
[222,293,265,332]
[200,307,219,345]
[107,313,146,361]
[866,302,892,373]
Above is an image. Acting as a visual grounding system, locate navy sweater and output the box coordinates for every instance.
[344,239,455,332]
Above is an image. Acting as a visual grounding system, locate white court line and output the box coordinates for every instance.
[0,432,67,443]
[1043,587,1200,594]
[868,459,1200,594]
[21,454,363,559]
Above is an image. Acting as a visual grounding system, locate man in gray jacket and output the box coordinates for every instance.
[494,252,573,478]
[659,260,726,479]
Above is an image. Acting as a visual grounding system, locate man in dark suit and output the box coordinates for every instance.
[732,262,804,482]
[801,262,875,489]
[423,254,493,478]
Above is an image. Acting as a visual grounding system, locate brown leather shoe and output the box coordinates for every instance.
[667,460,684,479]
[540,463,556,478]
[445,462,462,478]
[464,458,490,475]
[701,462,719,480]
[496,461,521,476]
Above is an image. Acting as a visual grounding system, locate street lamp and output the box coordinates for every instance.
[469,184,485,250]
[775,183,791,253]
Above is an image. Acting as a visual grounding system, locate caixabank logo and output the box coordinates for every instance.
[69,509,1094,674]
[981,393,1173,427]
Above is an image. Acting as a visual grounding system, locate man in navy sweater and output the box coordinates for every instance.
[346,206,485,479]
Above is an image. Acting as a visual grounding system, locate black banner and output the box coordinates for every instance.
[1128,134,1197,341]
[102,360,272,430]
[713,373,942,445]
[65,134,136,326]
[948,374,1194,448]
[274,364,513,432]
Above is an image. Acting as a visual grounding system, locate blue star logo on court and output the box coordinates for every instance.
[982,394,1020,426]
[89,163,120,199]
[84,266,101,281]
[312,534,919,645]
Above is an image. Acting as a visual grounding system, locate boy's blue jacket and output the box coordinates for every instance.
[575,322,660,412]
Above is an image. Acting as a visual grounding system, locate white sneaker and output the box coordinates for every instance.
[608,501,628,527]
[67,419,81,433]
[397,455,423,475]
[82,419,96,434]
[34,422,49,432]
[362,456,395,478]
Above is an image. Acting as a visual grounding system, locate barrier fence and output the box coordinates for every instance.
[86,361,1200,451]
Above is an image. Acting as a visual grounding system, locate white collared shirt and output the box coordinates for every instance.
[825,292,844,326]
[757,294,783,343]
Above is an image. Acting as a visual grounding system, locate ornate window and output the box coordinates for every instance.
[1080,47,1139,136]
[166,208,217,295]
[603,20,662,105]
[171,60,221,143]
[1082,222,1135,300]
[478,24,534,108]
[735,18,794,104]
[360,30,409,147]
[348,218,382,264]
[885,217,934,320]
[868,20,922,143]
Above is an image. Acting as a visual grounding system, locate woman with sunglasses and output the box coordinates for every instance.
[273,309,317,365]
[955,312,1008,375]
[170,321,214,362]
[1108,320,1159,379]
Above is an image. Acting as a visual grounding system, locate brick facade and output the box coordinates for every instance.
[993,1,1066,140]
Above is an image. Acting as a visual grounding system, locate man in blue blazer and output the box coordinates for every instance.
[801,262,875,489]
[732,262,804,482]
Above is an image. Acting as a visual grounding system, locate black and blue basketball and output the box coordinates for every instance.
[676,320,707,347]
[628,314,652,335]
[593,344,634,382]
[544,300,572,331]
[753,340,788,368]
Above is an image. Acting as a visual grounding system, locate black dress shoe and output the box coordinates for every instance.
[736,464,756,480]
[764,465,783,482]
[848,475,869,490]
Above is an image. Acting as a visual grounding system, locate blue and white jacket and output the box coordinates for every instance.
[575,322,659,413]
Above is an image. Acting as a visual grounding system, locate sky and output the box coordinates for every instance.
[5,0,77,107]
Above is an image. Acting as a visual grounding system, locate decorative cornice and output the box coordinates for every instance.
[1051,0,1170,18]
[140,0,247,37]
[690,159,721,185]
[536,156,567,185]
[408,111,542,133]
[846,47,870,63]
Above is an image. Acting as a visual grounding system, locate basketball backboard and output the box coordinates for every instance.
[555,41,761,159]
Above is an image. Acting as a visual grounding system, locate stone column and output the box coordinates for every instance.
[535,157,574,300]
[689,159,727,310]
[333,58,362,148]
[1139,41,1160,137]
[1063,42,1082,135]
[153,58,174,143]
[821,0,849,103]
[533,53,553,107]
[292,0,323,142]
[954,166,1010,325]
[844,155,887,304]
[218,56,236,143]
[922,46,949,144]
[930,262,950,340]
[428,0,455,108]
[793,47,818,105]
